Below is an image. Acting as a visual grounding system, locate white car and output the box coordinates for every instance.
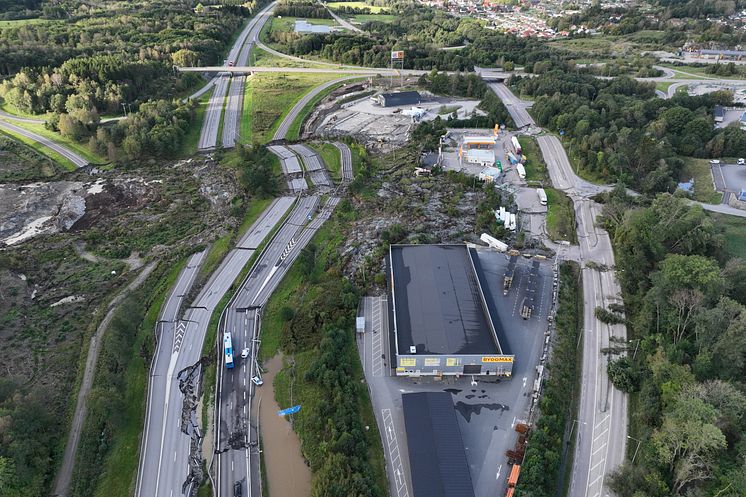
[710,159,721,165]
[251,376,263,386]
[738,158,745,165]
[240,348,250,359]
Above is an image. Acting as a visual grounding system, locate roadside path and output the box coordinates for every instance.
[53,262,158,497]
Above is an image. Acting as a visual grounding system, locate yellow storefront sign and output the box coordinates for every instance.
[446,358,459,367]
[482,356,514,363]
[400,357,417,367]
[424,358,441,367]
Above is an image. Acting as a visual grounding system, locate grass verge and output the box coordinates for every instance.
[249,73,343,143]
[261,212,388,495]
[546,188,578,244]
[0,127,77,171]
[680,157,722,204]
[7,120,104,164]
[284,80,349,140]
[88,259,187,497]
[310,142,342,181]
[518,262,583,496]
[709,212,746,259]
[179,87,213,157]
[519,135,548,182]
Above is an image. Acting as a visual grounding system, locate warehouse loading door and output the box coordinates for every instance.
[463,364,482,374]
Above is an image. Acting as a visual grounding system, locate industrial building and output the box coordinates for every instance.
[403,392,475,497]
[388,244,514,377]
[460,135,497,167]
[376,91,421,107]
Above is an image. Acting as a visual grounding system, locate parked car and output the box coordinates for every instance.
[251,375,263,386]
[738,158,745,165]
[241,348,250,359]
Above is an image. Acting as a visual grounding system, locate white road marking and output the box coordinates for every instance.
[382,409,409,497]
[496,464,502,480]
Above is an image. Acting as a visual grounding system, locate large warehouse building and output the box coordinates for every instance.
[403,392,475,497]
[388,244,514,377]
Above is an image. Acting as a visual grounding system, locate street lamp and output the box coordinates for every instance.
[629,338,640,360]
[569,419,587,440]
[627,435,642,464]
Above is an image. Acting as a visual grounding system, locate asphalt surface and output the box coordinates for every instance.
[358,251,554,497]
[198,75,230,151]
[136,197,295,497]
[490,83,629,497]
[267,145,309,193]
[288,143,333,188]
[0,120,89,167]
[271,76,361,140]
[221,75,246,148]
[197,3,277,150]
[332,141,353,182]
[216,194,340,497]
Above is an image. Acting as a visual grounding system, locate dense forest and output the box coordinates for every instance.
[597,190,746,497]
[0,0,263,160]
[269,3,564,71]
[509,71,745,193]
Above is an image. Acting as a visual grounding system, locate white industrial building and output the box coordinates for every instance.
[460,136,497,167]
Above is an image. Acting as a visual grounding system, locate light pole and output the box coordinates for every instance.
[627,435,642,464]
[569,419,586,441]
[629,338,640,360]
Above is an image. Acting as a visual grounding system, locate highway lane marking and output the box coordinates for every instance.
[496,464,502,480]
[593,427,609,443]
[589,458,605,472]
[592,443,607,456]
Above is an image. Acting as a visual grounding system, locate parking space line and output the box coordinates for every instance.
[371,298,384,377]
[382,409,409,497]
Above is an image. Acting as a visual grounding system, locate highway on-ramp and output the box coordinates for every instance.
[136,197,295,497]
[272,76,361,140]
[0,120,89,168]
[489,82,629,497]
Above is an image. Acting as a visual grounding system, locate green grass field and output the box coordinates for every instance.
[270,16,337,35]
[353,13,396,23]
[284,79,355,140]
[179,87,213,156]
[311,142,342,180]
[655,81,674,93]
[0,126,77,171]
[659,63,746,81]
[518,136,548,182]
[7,120,104,163]
[327,1,389,13]
[251,47,328,69]
[710,212,746,259]
[546,188,578,244]
[0,18,57,28]
[246,73,344,144]
[680,157,722,204]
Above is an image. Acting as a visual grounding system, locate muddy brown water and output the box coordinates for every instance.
[258,354,312,497]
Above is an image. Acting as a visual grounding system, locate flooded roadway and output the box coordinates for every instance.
[258,354,311,497]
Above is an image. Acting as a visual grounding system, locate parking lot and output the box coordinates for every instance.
[711,161,746,196]
[358,249,556,497]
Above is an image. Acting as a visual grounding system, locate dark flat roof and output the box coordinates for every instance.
[390,244,499,355]
[403,392,475,497]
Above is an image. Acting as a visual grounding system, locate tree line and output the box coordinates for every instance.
[599,190,746,496]
[510,70,745,193]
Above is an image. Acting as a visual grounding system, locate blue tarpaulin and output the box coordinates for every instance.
[277,405,301,416]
